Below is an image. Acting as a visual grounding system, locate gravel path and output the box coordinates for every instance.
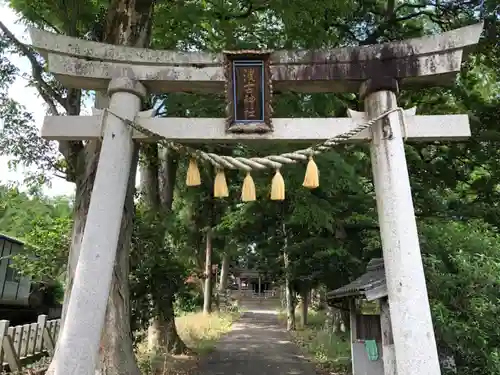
[194,310,318,375]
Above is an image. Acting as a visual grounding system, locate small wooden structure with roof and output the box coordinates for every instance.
[231,268,275,295]
[327,258,395,375]
[0,234,32,306]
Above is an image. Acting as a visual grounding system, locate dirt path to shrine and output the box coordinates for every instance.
[193,310,319,375]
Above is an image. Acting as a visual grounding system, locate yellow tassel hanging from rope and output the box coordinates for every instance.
[214,169,229,198]
[186,158,201,186]
[241,172,256,202]
[302,156,319,189]
[270,169,285,201]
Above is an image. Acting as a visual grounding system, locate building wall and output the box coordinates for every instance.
[0,236,32,305]
[349,303,384,375]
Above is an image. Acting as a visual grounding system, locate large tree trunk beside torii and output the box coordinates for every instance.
[47,2,156,375]
[143,145,188,354]
[162,165,183,355]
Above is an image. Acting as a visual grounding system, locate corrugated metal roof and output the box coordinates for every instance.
[327,258,386,301]
[0,233,24,246]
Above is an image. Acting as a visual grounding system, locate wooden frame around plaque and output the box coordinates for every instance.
[223,51,273,133]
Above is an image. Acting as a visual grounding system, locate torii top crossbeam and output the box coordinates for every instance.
[30,23,482,143]
[29,23,482,94]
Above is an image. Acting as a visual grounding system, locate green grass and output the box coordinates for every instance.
[175,310,240,354]
[279,309,351,374]
[137,310,240,375]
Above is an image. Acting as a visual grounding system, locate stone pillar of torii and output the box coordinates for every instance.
[28,23,482,375]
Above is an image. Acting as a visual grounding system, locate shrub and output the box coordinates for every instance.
[420,219,500,375]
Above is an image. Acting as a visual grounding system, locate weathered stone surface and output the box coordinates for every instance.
[366,89,442,375]
[41,114,471,143]
[29,28,221,65]
[272,50,463,92]
[30,23,482,93]
[47,54,225,92]
[271,23,482,63]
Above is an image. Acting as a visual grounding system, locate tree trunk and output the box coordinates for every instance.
[214,253,229,311]
[283,222,295,331]
[203,227,213,315]
[143,145,187,354]
[280,285,286,309]
[48,2,156,374]
[157,147,185,352]
[341,308,351,332]
[158,146,178,210]
[285,276,295,331]
[283,258,296,331]
[140,144,160,206]
[97,0,156,366]
[189,212,206,295]
[317,287,327,311]
[196,233,206,295]
[310,288,324,310]
[300,288,309,327]
[219,253,230,292]
[148,291,187,354]
[330,306,343,333]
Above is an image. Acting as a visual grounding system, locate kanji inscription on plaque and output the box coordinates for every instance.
[224,52,272,133]
[233,60,264,122]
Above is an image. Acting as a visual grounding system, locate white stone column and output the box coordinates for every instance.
[363,78,441,375]
[53,77,146,375]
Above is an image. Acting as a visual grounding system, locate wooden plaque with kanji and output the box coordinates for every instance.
[224,51,272,133]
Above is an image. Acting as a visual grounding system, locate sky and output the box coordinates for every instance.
[0,5,76,197]
[0,6,147,198]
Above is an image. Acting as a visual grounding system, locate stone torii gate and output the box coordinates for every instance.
[29,23,482,375]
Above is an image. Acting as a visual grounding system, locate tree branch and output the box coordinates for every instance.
[35,15,64,34]
[322,10,361,43]
[363,4,449,45]
[393,10,443,24]
[0,21,84,181]
[210,0,268,21]
[38,87,59,115]
[386,0,396,19]
[394,2,435,13]
[0,21,67,113]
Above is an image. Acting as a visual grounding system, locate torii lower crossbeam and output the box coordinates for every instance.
[42,113,470,143]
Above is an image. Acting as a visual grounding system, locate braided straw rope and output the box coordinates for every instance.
[105,107,404,171]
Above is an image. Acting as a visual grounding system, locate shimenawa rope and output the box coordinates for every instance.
[105,108,404,171]
[104,107,405,200]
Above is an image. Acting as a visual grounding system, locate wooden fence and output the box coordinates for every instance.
[0,315,60,372]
